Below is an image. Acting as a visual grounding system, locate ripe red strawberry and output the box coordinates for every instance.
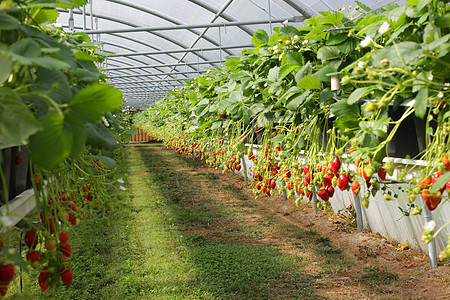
[68,213,76,226]
[15,155,23,165]
[287,181,293,190]
[441,156,450,171]
[432,172,446,194]
[377,168,387,181]
[330,157,341,174]
[351,181,360,196]
[0,286,8,296]
[61,269,73,286]
[235,165,242,171]
[338,174,349,191]
[270,181,276,190]
[420,177,432,190]
[421,190,441,211]
[59,232,69,246]
[60,244,72,257]
[38,268,49,285]
[324,173,334,187]
[26,252,40,265]
[317,189,329,202]
[303,165,310,175]
[326,185,335,198]
[40,281,49,292]
[0,264,15,283]
[447,180,450,191]
[305,173,311,184]
[24,230,38,249]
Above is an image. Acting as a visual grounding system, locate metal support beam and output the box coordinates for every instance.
[81,17,303,34]
[281,0,314,18]
[108,70,206,79]
[111,78,189,85]
[109,44,253,57]
[118,84,179,90]
[105,60,221,71]
[166,0,234,77]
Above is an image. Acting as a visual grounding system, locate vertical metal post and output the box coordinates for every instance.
[96,17,99,42]
[197,55,200,76]
[82,5,86,30]
[281,180,287,200]
[267,0,273,34]
[353,193,363,232]
[421,197,438,268]
[68,9,74,32]
[312,187,318,214]
[218,26,222,65]
[90,0,94,41]
[241,156,248,181]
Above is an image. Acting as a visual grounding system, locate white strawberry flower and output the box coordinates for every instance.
[424,220,436,232]
[119,186,126,191]
[360,36,372,47]
[102,116,110,127]
[378,21,390,35]
[437,91,444,99]
[117,178,124,184]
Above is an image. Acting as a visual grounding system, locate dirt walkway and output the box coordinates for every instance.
[132,143,449,299]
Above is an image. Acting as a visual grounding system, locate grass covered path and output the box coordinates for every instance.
[10,142,449,299]
[63,142,346,299]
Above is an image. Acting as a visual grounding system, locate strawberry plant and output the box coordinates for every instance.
[134,0,449,262]
[0,1,136,297]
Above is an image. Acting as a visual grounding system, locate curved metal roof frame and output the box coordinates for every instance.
[59,10,218,69]
[56,0,406,108]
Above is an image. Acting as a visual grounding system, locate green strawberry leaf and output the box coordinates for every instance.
[69,84,123,123]
[28,111,73,169]
[0,12,19,30]
[430,172,450,194]
[0,88,41,149]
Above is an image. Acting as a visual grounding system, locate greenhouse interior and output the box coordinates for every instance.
[0,0,449,298]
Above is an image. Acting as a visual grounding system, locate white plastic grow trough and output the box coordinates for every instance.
[228,145,449,267]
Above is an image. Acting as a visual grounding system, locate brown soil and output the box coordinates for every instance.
[134,144,450,300]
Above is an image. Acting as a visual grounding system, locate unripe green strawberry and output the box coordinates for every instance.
[384,161,395,176]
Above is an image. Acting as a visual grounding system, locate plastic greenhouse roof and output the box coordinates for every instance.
[55,0,407,109]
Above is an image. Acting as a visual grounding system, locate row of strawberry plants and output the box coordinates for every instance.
[135,0,450,263]
[0,1,133,298]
